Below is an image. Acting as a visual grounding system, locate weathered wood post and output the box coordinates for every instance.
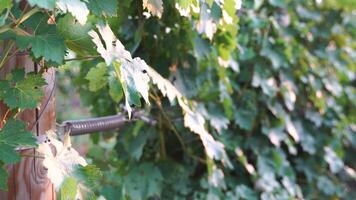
[0,42,56,199]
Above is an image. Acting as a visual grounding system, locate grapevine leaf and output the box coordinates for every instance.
[147,66,232,168]
[85,62,108,92]
[285,117,300,143]
[60,176,78,200]
[268,0,286,8]
[16,34,66,64]
[101,186,122,200]
[128,131,148,161]
[222,0,238,24]
[57,15,95,55]
[115,59,150,117]
[112,62,137,113]
[233,185,258,200]
[175,0,192,16]
[108,73,123,102]
[27,0,56,9]
[37,132,87,189]
[196,3,217,40]
[0,119,36,165]
[0,69,46,109]
[72,164,102,188]
[208,113,229,133]
[201,103,230,133]
[317,176,336,195]
[0,119,36,146]
[123,163,163,200]
[142,0,164,18]
[87,0,118,16]
[56,0,89,25]
[0,0,12,13]
[324,147,344,173]
[280,75,297,111]
[177,0,192,9]
[209,166,226,188]
[260,44,287,69]
[183,110,231,168]
[88,23,131,65]
[0,144,21,164]
[89,24,150,117]
[234,90,257,131]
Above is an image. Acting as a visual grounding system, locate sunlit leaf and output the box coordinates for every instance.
[143,0,164,18]
[56,0,89,25]
[37,132,87,189]
[85,62,108,92]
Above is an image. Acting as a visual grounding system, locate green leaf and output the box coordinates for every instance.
[177,0,192,9]
[223,0,236,17]
[0,69,46,109]
[108,73,123,102]
[87,0,118,16]
[60,176,78,200]
[57,14,95,55]
[56,0,89,25]
[101,186,122,200]
[260,44,287,69]
[123,163,163,200]
[0,167,9,190]
[0,144,21,164]
[0,119,36,146]
[317,176,335,195]
[113,60,150,116]
[234,90,258,130]
[72,164,102,188]
[0,0,12,13]
[268,0,286,8]
[16,34,66,64]
[0,119,36,165]
[234,185,258,200]
[324,146,344,173]
[143,0,164,18]
[193,37,211,59]
[325,0,356,10]
[85,62,108,92]
[27,0,56,9]
[128,131,148,161]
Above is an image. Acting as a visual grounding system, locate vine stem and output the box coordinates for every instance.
[15,7,40,27]
[149,91,187,152]
[0,41,15,69]
[158,114,167,159]
[12,108,21,119]
[21,153,44,159]
[0,7,40,69]
[1,109,11,124]
[64,55,101,62]
[0,7,40,34]
[0,24,11,34]
[149,90,208,164]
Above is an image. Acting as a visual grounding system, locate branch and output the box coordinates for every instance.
[64,55,101,62]
[0,7,40,34]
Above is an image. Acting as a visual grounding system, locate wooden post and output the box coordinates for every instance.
[0,42,56,199]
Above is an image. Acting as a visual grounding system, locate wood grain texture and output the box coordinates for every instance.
[0,43,56,200]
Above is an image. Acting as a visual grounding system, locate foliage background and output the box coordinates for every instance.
[0,0,355,199]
